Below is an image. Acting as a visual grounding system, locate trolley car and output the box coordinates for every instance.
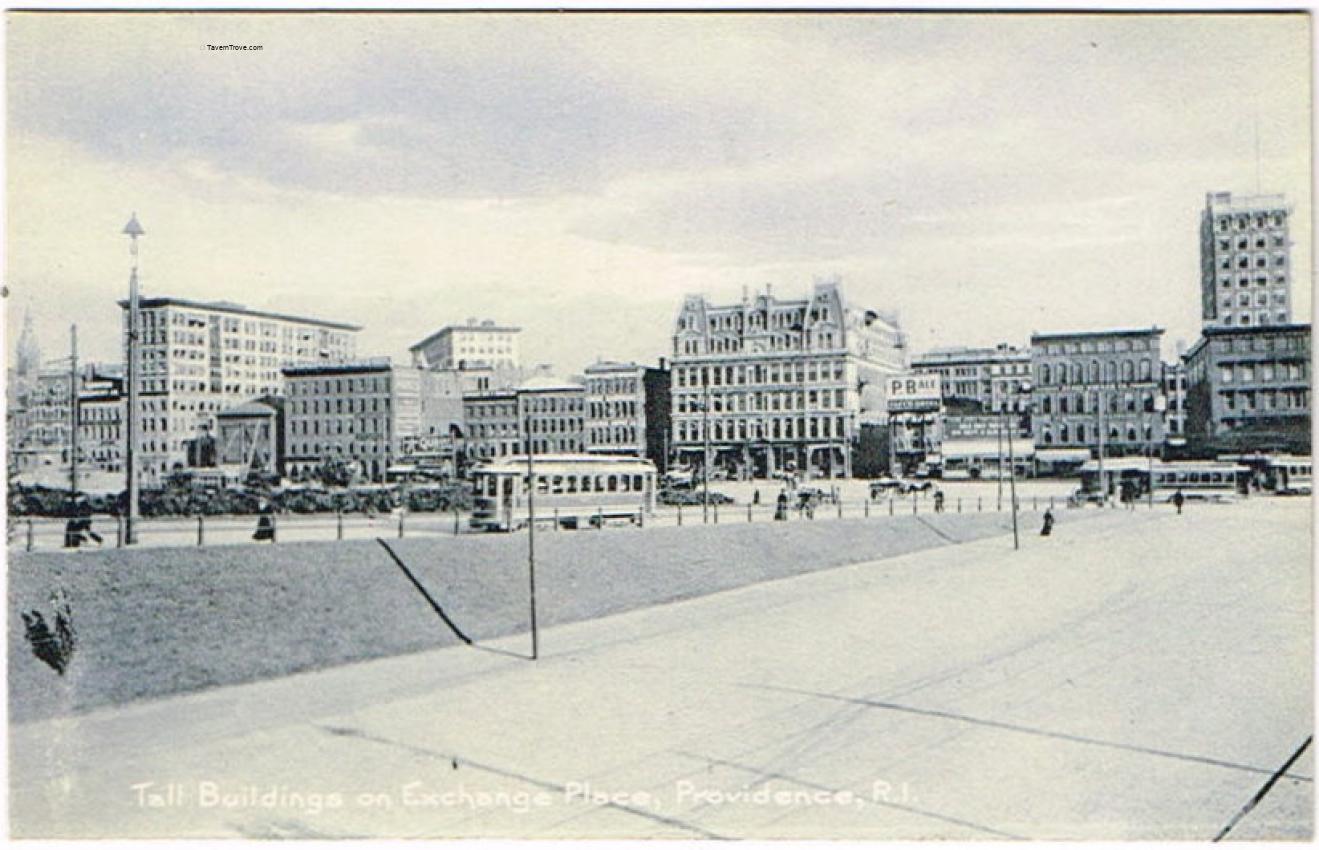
[470,454,658,531]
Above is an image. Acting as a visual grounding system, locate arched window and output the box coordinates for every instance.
[1077,424,1087,443]
[1140,359,1152,381]
[1043,427,1054,445]
[1122,361,1135,382]
[1125,426,1137,442]
[1105,362,1117,383]
[1060,424,1070,443]
[1042,396,1052,414]
[1089,361,1100,383]
[1041,364,1052,385]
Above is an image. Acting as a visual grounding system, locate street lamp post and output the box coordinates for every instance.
[122,213,144,544]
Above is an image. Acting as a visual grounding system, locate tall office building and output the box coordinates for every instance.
[119,296,360,479]
[1200,192,1292,330]
[409,319,521,371]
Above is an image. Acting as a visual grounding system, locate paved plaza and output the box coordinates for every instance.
[9,496,1311,839]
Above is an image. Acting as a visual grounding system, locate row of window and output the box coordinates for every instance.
[1222,292,1287,309]
[1037,337,1155,356]
[482,472,648,498]
[1219,389,1309,412]
[1215,234,1287,252]
[1038,422,1155,445]
[674,388,848,414]
[1037,359,1155,385]
[589,400,639,419]
[1220,311,1289,327]
[288,376,391,395]
[1218,361,1307,384]
[1217,273,1289,289]
[1038,391,1159,415]
[522,396,584,414]
[1215,211,1286,231]
[673,360,847,388]
[678,332,839,355]
[1217,253,1286,271]
[290,397,392,415]
[289,417,390,436]
[675,415,847,443]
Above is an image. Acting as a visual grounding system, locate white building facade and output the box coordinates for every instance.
[670,280,907,479]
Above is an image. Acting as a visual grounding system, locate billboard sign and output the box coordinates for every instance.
[886,372,942,413]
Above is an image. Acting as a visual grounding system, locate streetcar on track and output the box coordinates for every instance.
[1218,453,1313,496]
[1075,458,1249,504]
[470,454,658,531]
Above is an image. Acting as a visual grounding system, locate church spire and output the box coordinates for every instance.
[15,307,40,377]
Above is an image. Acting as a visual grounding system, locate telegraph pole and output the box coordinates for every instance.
[996,407,1004,510]
[123,213,144,544]
[525,413,539,660]
[1096,383,1106,505]
[702,371,712,524]
[69,324,79,498]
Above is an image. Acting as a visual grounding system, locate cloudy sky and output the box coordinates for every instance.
[6,12,1312,374]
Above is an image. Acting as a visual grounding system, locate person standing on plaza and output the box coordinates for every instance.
[1172,489,1185,515]
[1041,508,1054,536]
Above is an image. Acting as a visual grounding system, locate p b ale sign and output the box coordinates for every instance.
[886,372,942,413]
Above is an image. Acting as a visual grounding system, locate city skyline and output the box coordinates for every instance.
[7,12,1312,375]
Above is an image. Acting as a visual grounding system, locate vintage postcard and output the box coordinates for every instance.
[4,8,1312,840]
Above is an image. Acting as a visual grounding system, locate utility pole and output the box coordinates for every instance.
[996,407,1004,510]
[1096,383,1106,505]
[525,413,539,660]
[123,213,144,544]
[69,324,79,498]
[702,370,711,524]
[1007,390,1021,550]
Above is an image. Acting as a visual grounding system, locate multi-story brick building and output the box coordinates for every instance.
[1030,328,1166,462]
[120,296,359,480]
[409,319,521,371]
[281,359,419,481]
[1161,361,1188,445]
[583,360,671,467]
[462,389,520,461]
[1183,324,1311,456]
[78,366,126,473]
[518,376,586,455]
[22,368,74,466]
[670,279,906,480]
[1200,192,1293,330]
[910,343,1032,413]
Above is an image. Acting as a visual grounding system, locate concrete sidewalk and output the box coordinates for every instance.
[10,499,1312,839]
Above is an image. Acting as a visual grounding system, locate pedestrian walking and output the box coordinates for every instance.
[753,489,760,506]
[1172,488,1185,515]
[1040,508,1054,537]
[774,490,788,521]
[933,489,945,513]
